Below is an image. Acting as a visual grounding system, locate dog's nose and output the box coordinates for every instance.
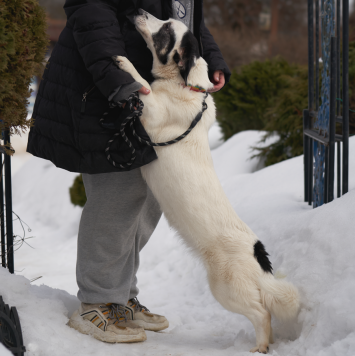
[138,8,148,19]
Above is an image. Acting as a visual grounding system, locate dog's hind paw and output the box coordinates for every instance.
[250,345,269,354]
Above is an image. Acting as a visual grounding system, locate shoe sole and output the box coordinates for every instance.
[67,311,147,343]
[131,319,169,332]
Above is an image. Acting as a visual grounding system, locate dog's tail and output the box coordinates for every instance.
[254,241,300,321]
[259,273,300,321]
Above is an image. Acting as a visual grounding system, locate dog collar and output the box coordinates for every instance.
[181,83,207,93]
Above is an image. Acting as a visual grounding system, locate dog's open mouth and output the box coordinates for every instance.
[134,8,165,39]
[137,8,148,17]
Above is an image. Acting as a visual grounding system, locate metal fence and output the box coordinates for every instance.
[304,0,349,207]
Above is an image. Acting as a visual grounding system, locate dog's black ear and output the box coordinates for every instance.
[176,31,200,85]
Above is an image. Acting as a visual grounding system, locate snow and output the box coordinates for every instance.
[1,130,355,355]
[10,80,37,175]
[211,130,278,179]
[208,122,224,149]
[0,344,11,356]
[11,129,31,175]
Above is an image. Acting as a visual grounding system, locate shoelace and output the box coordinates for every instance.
[103,303,128,323]
[129,298,150,313]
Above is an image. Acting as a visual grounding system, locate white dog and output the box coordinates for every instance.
[114,9,300,353]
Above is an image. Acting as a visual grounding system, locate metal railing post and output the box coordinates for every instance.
[336,0,341,198]
[308,138,313,206]
[303,110,310,202]
[342,0,349,195]
[306,0,314,205]
[328,37,337,202]
[4,131,14,274]
[308,0,314,111]
[324,146,329,204]
[0,153,5,268]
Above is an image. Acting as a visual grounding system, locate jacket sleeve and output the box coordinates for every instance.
[199,9,231,85]
[64,0,135,98]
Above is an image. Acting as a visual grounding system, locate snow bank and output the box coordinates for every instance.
[2,130,354,355]
[0,344,11,356]
[211,130,278,179]
[208,122,224,149]
[11,117,31,175]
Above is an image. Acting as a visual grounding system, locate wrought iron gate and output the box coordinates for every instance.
[303,0,349,207]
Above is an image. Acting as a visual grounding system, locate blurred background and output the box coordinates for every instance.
[12,0,355,174]
[36,0,355,66]
[38,0,355,66]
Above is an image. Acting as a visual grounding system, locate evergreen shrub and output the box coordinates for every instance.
[0,0,47,152]
[214,58,298,140]
[69,175,87,207]
[252,65,308,166]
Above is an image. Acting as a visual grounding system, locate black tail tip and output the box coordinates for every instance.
[254,241,273,274]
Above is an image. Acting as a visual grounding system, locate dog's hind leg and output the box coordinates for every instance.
[246,306,271,354]
[209,276,271,353]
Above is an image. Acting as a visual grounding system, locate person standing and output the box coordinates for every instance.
[27,0,231,343]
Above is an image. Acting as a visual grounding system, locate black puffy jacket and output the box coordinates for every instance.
[27,0,231,174]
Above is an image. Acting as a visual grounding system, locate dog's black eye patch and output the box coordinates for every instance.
[180,31,200,60]
[152,22,176,65]
[177,31,201,84]
[254,241,273,274]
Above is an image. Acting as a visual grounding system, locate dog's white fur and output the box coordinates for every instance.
[115,10,300,353]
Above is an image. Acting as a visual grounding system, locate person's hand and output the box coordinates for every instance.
[122,86,150,108]
[138,86,150,95]
[208,70,225,93]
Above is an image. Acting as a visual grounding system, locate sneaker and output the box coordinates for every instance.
[127,297,169,331]
[67,302,147,343]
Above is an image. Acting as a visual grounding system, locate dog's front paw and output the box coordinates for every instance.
[112,56,135,74]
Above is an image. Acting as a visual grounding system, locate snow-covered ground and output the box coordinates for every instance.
[1,131,355,355]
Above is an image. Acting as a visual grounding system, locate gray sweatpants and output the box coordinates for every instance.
[76,169,162,305]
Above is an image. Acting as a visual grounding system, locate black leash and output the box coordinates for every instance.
[100,91,209,169]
